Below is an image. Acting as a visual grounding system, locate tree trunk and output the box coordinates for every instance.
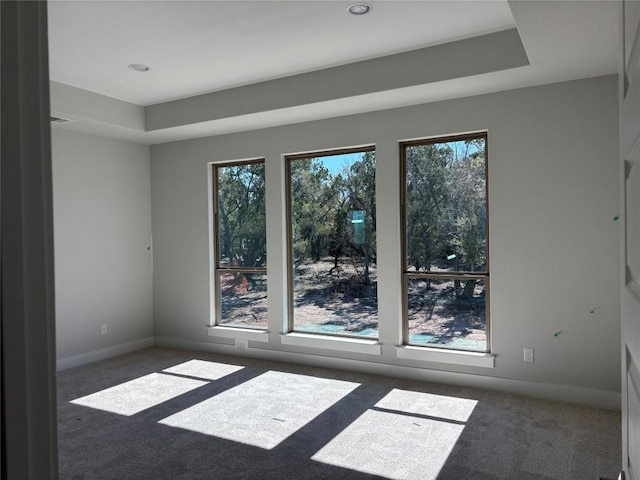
[218,203,235,263]
[461,279,476,299]
[454,279,462,298]
[364,220,370,286]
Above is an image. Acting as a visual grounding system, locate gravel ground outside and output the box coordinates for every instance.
[218,259,486,350]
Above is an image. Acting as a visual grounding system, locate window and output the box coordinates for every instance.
[212,160,267,329]
[401,134,489,352]
[286,147,378,338]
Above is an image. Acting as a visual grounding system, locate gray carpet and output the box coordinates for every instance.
[57,347,621,479]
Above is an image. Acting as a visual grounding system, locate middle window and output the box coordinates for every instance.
[286,147,378,339]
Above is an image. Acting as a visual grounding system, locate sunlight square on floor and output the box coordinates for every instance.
[158,370,359,449]
[312,408,465,480]
[375,388,478,422]
[162,359,244,380]
[70,372,208,416]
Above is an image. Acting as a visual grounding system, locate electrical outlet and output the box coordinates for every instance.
[524,348,534,363]
[101,324,108,335]
[235,339,247,351]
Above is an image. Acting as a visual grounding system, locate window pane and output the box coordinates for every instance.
[407,278,486,351]
[289,150,378,338]
[218,272,267,329]
[405,139,486,273]
[214,161,267,330]
[217,163,266,268]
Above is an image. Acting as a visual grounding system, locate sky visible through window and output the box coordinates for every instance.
[318,142,477,174]
[403,135,487,352]
[290,148,378,339]
[319,152,365,175]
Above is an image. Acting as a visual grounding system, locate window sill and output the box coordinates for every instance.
[396,345,495,368]
[280,333,381,355]
[207,326,270,343]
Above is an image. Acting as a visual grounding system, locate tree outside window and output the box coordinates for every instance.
[286,147,378,338]
[213,160,267,329]
[402,134,489,352]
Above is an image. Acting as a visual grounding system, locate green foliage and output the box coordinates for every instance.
[217,163,266,268]
[405,139,486,274]
[289,151,377,285]
[216,139,485,293]
[290,158,337,261]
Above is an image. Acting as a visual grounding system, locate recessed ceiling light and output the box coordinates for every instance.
[347,3,371,15]
[128,64,150,72]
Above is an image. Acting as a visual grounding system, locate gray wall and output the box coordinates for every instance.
[150,75,620,401]
[52,129,153,364]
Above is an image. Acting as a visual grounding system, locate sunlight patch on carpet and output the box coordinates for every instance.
[312,409,464,480]
[375,389,478,422]
[158,370,359,449]
[162,359,244,380]
[70,373,208,416]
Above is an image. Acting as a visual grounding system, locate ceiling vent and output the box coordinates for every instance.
[50,115,72,124]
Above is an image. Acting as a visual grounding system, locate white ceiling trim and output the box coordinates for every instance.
[48,1,620,145]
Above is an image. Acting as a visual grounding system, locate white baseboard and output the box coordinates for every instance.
[155,336,621,410]
[57,337,155,371]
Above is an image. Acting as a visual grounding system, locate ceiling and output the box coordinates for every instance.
[47,1,620,144]
[48,0,517,105]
